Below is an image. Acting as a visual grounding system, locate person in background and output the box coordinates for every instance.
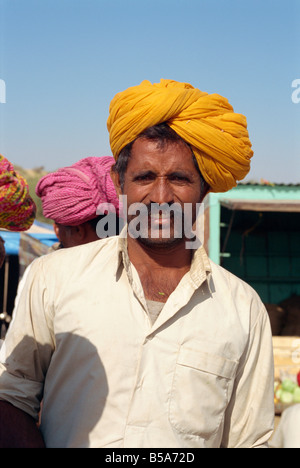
[14,155,120,316]
[0,154,36,266]
[0,154,36,348]
[1,156,119,350]
[270,404,300,448]
[0,80,274,448]
[36,156,120,247]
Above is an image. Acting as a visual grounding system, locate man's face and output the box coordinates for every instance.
[118,137,203,248]
[54,223,74,248]
[54,223,82,248]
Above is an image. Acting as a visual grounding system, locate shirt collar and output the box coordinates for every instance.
[114,225,211,288]
[115,225,129,276]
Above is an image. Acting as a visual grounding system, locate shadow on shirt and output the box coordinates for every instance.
[1,333,109,448]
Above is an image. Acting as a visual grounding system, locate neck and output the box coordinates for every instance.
[127,235,192,270]
[127,236,193,303]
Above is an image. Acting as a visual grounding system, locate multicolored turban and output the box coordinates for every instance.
[0,155,36,231]
[107,79,253,193]
[36,156,119,225]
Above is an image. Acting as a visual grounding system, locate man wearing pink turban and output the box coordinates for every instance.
[36,156,120,248]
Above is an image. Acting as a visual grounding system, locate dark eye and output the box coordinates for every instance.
[169,174,191,183]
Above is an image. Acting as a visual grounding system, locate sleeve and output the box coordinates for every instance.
[269,415,284,448]
[221,301,275,448]
[0,258,55,421]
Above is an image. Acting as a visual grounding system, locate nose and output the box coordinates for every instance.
[149,177,174,205]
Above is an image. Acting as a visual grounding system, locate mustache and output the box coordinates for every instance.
[145,202,183,217]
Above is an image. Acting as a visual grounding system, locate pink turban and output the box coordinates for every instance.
[0,154,36,231]
[36,156,119,225]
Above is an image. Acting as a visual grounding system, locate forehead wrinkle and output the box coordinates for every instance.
[131,147,195,172]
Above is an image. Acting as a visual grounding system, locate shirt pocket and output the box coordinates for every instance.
[169,345,238,439]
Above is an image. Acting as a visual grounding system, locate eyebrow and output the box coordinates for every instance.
[132,170,156,179]
[168,170,193,178]
[132,169,193,178]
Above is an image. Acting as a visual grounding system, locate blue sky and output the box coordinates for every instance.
[0,0,299,184]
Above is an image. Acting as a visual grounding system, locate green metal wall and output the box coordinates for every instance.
[206,185,300,305]
[220,208,300,304]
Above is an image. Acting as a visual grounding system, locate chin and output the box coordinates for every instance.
[136,234,183,249]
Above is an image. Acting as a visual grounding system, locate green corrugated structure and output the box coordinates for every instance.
[204,183,300,304]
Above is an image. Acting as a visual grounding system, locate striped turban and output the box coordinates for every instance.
[36,156,119,226]
[107,79,253,193]
[0,155,36,231]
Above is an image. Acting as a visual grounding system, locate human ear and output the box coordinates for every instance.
[76,224,87,241]
[110,167,122,196]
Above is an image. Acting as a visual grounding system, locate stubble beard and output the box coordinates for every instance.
[127,202,197,250]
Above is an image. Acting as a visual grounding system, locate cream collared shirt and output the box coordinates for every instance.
[0,234,274,448]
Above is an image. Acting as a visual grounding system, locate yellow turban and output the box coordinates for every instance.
[107,79,253,193]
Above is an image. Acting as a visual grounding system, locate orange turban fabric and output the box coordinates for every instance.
[107,79,253,193]
[0,155,36,231]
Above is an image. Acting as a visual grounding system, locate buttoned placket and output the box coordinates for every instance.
[120,241,210,334]
[115,231,214,443]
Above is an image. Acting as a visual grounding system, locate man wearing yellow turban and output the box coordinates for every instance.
[107,79,253,193]
[0,80,274,448]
